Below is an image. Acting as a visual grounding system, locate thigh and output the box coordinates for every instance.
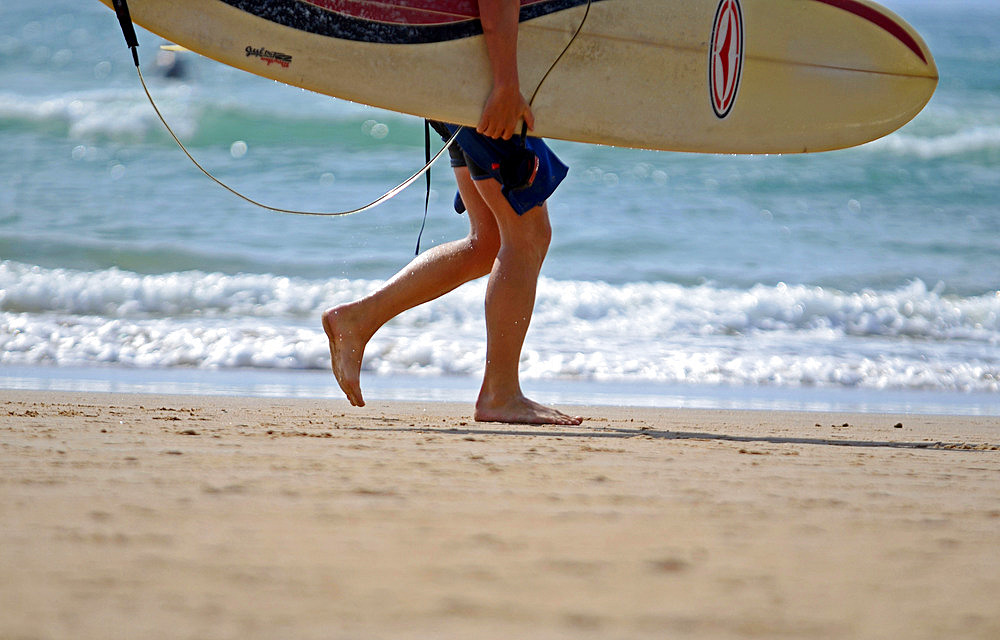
[471,177,551,249]
[454,167,501,248]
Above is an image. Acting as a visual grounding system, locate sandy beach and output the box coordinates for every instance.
[2,390,998,639]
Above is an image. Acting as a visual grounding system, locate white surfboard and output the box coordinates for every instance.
[100,0,938,153]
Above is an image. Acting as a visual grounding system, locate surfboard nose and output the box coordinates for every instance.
[718,0,938,152]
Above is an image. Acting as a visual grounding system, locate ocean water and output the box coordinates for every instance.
[1,0,998,414]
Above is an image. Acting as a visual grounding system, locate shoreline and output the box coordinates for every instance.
[3,390,999,639]
[4,364,998,417]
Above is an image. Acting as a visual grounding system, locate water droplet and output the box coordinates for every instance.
[94,60,112,79]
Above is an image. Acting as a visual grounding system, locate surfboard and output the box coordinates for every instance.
[100,0,938,153]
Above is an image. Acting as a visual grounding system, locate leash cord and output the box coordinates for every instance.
[114,0,591,218]
[134,64,457,217]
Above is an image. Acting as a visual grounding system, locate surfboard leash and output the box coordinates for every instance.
[109,0,588,221]
[111,0,457,218]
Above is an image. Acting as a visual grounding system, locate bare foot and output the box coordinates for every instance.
[321,305,368,407]
[474,393,583,426]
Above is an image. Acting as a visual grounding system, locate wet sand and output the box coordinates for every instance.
[2,390,999,639]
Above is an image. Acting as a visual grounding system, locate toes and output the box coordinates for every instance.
[349,389,365,407]
[335,372,364,407]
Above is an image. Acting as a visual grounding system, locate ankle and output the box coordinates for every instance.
[476,385,522,411]
[324,301,376,339]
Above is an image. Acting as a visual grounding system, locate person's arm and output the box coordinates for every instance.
[476,0,535,140]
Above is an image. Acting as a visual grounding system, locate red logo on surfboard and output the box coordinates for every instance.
[709,0,744,119]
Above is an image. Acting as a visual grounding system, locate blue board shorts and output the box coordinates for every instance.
[429,120,569,216]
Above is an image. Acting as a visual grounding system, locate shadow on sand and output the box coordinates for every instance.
[348,416,999,452]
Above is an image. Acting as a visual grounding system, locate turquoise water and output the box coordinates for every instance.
[1,0,998,413]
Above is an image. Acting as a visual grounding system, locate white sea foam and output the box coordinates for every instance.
[0,83,400,146]
[0,87,195,142]
[868,126,1000,159]
[0,262,356,317]
[2,262,997,393]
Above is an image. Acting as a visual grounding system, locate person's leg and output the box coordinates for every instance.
[471,179,583,425]
[322,167,500,407]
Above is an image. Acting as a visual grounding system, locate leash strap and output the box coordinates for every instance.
[112,0,140,67]
[415,119,432,255]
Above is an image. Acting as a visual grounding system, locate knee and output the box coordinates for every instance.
[466,230,501,277]
[528,221,552,264]
[505,212,551,266]
[534,216,553,253]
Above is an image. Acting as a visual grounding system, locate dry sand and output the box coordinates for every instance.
[2,390,999,639]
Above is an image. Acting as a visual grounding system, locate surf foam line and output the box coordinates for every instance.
[3,310,997,392]
[866,125,1000,159]
[2,262,998,340]
[2,261,998,392]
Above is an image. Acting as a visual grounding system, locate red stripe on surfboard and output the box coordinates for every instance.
[301,0,550,26]
[813,0,927,64]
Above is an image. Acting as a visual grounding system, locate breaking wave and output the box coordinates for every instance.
[3,261,997,392]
